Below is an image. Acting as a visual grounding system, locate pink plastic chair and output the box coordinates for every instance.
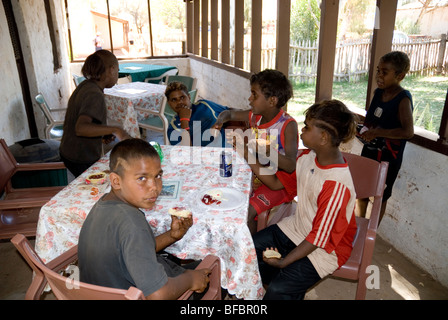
[178,255,222,300]
[331,152,388,300]
[256,152,388,300]
[11,233,221,300]
[0,139,66,239]
[11,234,81,300]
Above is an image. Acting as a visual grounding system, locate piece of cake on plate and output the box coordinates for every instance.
[201,189,223,205]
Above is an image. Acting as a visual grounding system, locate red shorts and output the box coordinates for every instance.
[249,184,293,215]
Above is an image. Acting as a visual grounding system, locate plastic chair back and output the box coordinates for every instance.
[189,89,198,103]
[341,152,388,233]
[144,68,179,84]
[45,270,145,300]
[0,139,17,195]
[166,75,197,91]
[35,94,53,126]
[72,74,86,87]
[150,61,170,65]
[178,255,222,300]
[11,233,78,299]
[11,234,145,300]
[35,93,65,139]
[330,152,388,300]
[0,139,66,240]
[12,233,221,300]
[135,96,170,145]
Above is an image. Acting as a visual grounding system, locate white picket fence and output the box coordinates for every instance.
[259,37,448,83]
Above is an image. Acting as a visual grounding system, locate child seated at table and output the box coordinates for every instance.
[166,81,229,147]
[78,138,210,299]
[252,100,358,300]
[212,69,298,234]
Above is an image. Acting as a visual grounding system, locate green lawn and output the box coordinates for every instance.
[287,75,448,134]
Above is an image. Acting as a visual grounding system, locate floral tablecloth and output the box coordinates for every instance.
[35,145,264,300]
[104,82,166,138]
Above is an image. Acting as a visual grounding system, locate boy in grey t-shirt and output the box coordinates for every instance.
[78,138,210,299]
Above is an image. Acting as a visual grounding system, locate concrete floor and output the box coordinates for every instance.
[1,235,447,300]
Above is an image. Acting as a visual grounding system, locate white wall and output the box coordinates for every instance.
[0,4,30,145]
[71,57,252,111]
[344,135,448,288]
[20,0,72,130]
[0,0,72,146]
[189,59,251,110]
[379,143,448,287]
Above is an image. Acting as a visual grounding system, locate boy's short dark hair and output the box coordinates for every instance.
[110,138,159,176]
[305,100,358,147]
[250,69,293,108]
[380,51,410,75]
[165,81,189,99]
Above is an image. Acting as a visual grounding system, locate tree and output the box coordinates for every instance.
[416,0,432,25]
[152,0,186,32]
[342,0,369,36]
[109,0,149,34]
[290,0,321,44]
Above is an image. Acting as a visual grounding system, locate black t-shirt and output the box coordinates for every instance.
[60,79,107,164]
[364,88,413,161]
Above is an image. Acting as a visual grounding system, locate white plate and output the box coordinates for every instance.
[195,187,246,211]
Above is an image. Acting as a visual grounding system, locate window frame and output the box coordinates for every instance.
[409,89,448,155]
[65,0,448,155]
[65,0,188,62]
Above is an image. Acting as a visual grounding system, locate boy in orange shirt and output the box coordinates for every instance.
[213,69,298,234]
